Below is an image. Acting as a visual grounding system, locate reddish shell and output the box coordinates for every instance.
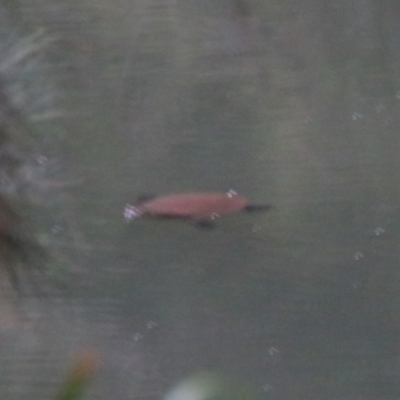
[138,192,248,219]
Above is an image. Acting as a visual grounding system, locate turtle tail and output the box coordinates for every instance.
[244,204,272,212]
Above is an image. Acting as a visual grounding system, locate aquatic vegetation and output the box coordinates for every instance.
[56,349,101,400]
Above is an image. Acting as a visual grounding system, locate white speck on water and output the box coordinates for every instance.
[51,225,63,233]
[227,189,238,197]
[268,346,279,355]
[36,155,48,165]
[263,384,273,392]
[133,333,143,341]
[354,252,364,261]
[146,320,157,329]
[397,90,400,99]
[374,227,385,236]
[352,112,363,120]
[124,204,142,220]
[210,212,220,220]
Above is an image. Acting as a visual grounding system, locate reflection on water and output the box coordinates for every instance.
[1,1,400,400]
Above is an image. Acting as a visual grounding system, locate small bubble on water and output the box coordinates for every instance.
[146,321,157,329]
[354,252,364,261]
[133,333,143,341]
[124,204,141,220]
[210,212,220,220]
[51,225,63,233]
[268,346,279,355]
[263,384,273,392]
[36,155,48,165]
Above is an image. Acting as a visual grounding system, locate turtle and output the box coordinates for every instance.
[124,190,271,228]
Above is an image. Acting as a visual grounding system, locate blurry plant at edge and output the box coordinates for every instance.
[55,354,262,400]
[55,349,101,400]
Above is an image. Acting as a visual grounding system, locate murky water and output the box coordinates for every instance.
[0,1,400,399]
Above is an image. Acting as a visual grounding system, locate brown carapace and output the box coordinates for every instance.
[124,191,271,228]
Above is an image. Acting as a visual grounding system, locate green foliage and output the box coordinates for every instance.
[55,350,100,400]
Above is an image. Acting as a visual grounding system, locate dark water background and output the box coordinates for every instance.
[0,1,400,399]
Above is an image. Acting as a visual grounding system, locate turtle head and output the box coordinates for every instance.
[124,204,143,221]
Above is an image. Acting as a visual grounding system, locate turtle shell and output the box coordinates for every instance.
[138,192,249,219]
